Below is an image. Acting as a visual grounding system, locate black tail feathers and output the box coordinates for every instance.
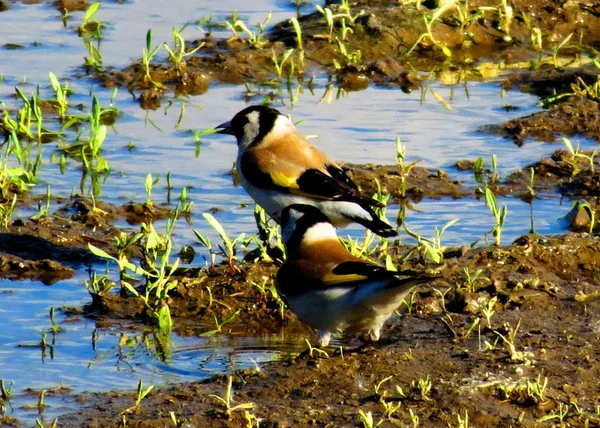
[352,207,397,237]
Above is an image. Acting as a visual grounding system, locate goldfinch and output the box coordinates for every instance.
[276,204,435,347]
[215,105,397,237]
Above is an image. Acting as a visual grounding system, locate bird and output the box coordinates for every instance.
[214,105,397,238]
[275,204,435,348]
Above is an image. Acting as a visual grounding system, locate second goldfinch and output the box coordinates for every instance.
[215,105,397,237]
[276,204,435,347]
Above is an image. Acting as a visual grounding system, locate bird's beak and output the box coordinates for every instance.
[215,120,234,135]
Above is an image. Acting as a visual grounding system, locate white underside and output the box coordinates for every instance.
[237,161,372,226]
[285,281,415,347]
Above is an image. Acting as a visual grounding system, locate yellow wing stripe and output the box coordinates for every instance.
[321,273,369,286]
[270,172,299,189]
[270,171,336,200]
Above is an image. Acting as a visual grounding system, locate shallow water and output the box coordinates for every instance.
[0,0,595,425]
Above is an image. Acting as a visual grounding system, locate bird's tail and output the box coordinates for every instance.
[361,274,436,313]
[351,205,397,238]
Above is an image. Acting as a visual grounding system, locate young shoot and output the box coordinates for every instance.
[48,72,72,121]
[289,17,305,73]
[405,219,459,264]
[304,338,329,358]
[142,29,164,87]
[224,11,272,49]
[163,26,205,74]
[272,48,295,79]
[201,212,250,273]
[563,137,597,174]
[78,2,103,39]
[484,187,507,246]
[404,2,454,58]
[145,173,160,206]
[526,167,536,199]
[208,376,254,419]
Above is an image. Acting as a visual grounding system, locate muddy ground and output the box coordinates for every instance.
[47,233,600,427]
[1,154,599,427]
[3,0,600,426]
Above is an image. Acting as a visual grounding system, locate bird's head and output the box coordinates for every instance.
[281,204,338,256]
[215,105,292,149]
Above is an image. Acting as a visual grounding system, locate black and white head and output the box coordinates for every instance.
[280,204,338,253]
[215,105,294,149]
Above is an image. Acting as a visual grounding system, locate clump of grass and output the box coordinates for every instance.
[496,374,548,405]
[78,3,103,39]
[303,338,329,358]
[250,204,285,263]
[289,17,305,74]
[404,2,454,58]
[0,194,17,229]
[208,376,254,420]
[0,128,44,204]
[357,409,383,428]
[121,380,154,414]
[314,1,365,68]
[200,310,240,337]
[163,26,205,75]
[224,11,272,49]
[521,12,543,54]
[460,267,488,293]
[82,34,104,72]
[1,380,14,401]
[410,375,432,401]
[487,319,534,364]
[448,0,483,44]
[405,218,459,264]
[562,137,597,175]
[48,72,72,121]
[316,0,364,41]
[195,213,251,273]
[88,195,193,333]
[484,187,507,246]
[141,29,164,88]
[249,276,285,319]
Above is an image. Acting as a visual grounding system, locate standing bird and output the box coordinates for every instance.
[276,204,435,347]
[215,105,397,237]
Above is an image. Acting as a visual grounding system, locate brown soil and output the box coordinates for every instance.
[345,148,600,210]
[0,199,176,284]
[57,232,600,427]
[54,0,88,13]
[483,97,600,145]
[343,162,468,203]
[504,149,600,198]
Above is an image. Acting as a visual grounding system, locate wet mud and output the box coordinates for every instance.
[57,233,600,427]
[483,98,600,145]
[0,199,175,284]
